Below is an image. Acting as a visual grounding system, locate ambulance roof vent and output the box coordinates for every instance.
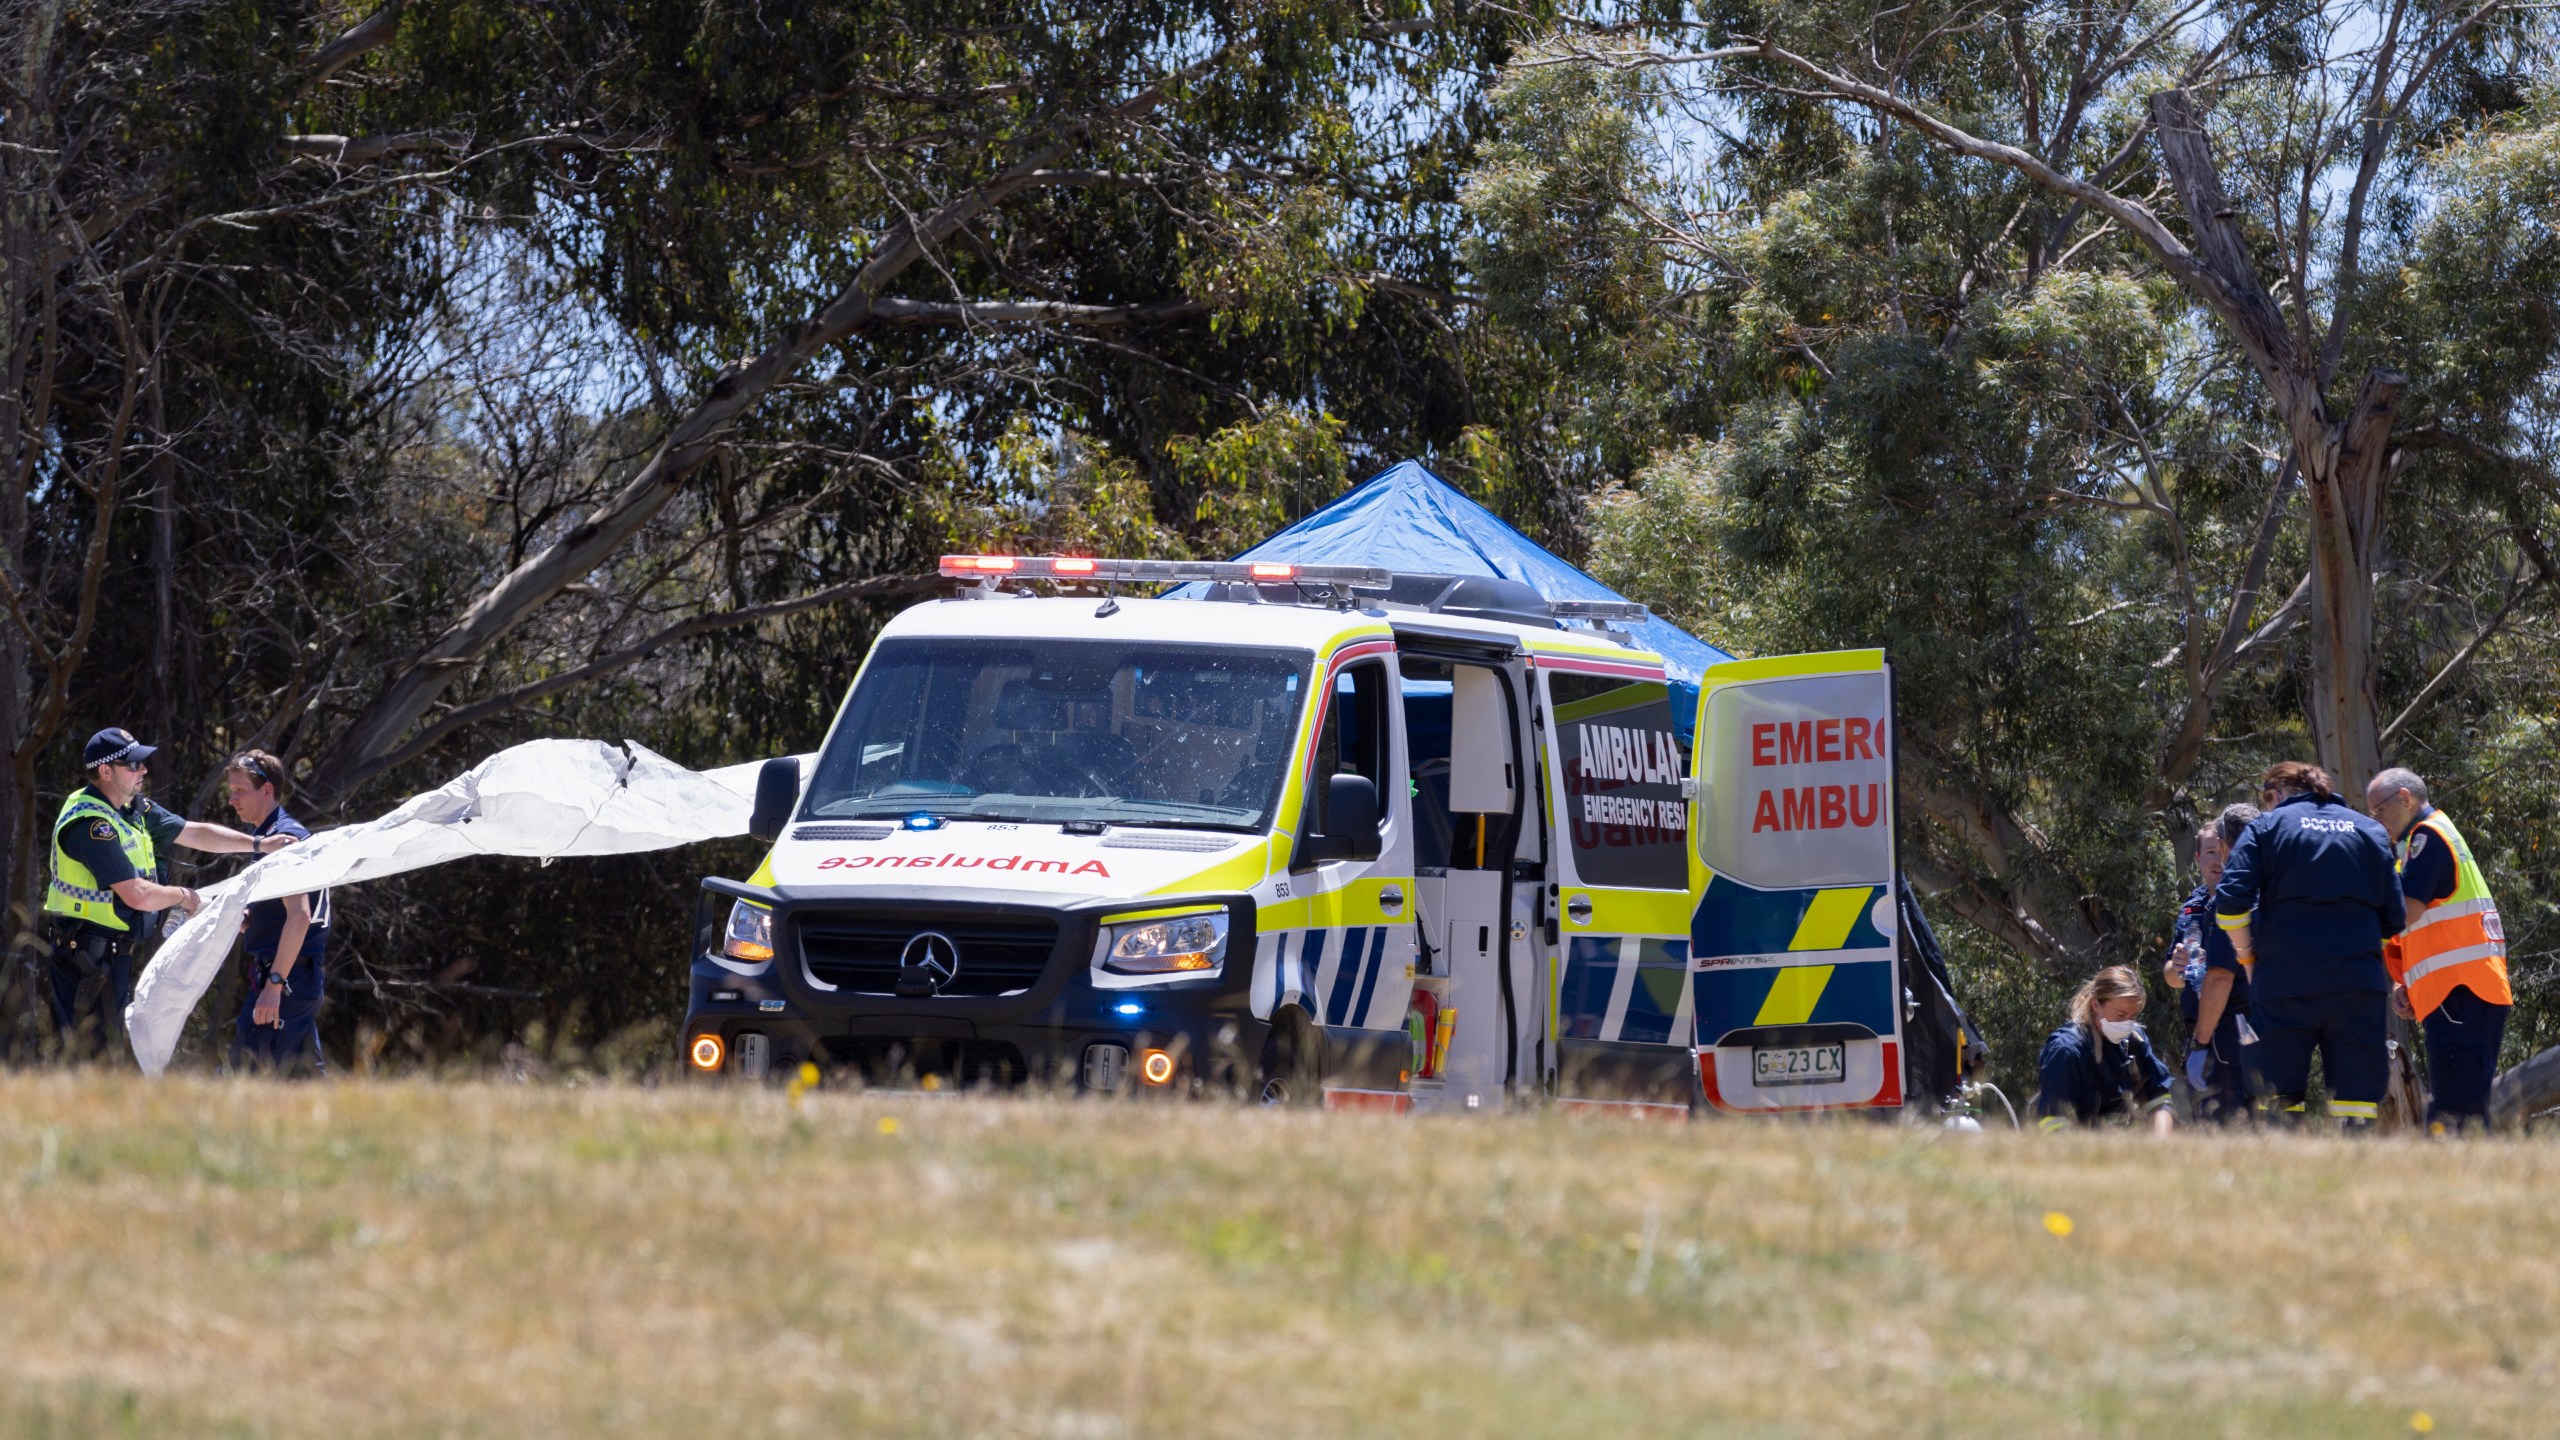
[1380,574,1553,628]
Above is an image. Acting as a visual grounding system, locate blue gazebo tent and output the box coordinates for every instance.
[1183,459,1734,737]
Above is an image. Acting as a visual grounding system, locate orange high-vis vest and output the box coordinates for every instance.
[2384,809,2512,1020]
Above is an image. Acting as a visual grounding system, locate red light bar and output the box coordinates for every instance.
[1248,562,1295,580]
[1054,557,1097,575]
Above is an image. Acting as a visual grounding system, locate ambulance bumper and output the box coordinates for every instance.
[681,879,1264,1090]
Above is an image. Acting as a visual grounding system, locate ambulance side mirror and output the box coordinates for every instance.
[750,757,801,845]
[1447,666,1514,814]
[1303,773,1383,864]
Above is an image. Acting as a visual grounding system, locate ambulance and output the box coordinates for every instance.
[684,555,1908,1114]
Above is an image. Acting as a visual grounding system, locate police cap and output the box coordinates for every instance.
[83,727,158,769]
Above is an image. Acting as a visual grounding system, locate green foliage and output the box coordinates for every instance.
[1171,408,1353,556]
[1483,13,2560,1090]
[1451,43,1722,547]
[8,0,1547,1060]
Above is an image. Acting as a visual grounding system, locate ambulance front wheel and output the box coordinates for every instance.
[1258,1010,1320,1107]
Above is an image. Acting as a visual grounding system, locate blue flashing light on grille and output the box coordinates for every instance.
[1113,1001,1146,1017]
[903,811,942,831]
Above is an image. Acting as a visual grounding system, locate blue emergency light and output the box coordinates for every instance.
[903,812,942,831]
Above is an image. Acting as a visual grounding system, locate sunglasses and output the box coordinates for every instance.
[232,754,278,786]
[108,758,149,772]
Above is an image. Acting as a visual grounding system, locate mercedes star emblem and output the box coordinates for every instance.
[899,930,961,994]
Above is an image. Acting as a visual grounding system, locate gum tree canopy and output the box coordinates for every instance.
[1500,4,2560,985]
[0,0,1538,927]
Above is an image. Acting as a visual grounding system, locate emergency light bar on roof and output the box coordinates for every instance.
[940,554,1392,588]
[938,554,1653,629]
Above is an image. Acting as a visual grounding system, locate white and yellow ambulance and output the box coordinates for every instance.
[685,555,1907,1114]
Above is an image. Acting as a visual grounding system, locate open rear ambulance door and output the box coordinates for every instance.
[1688,650,1904,1114]
[1539,656,1698,1117]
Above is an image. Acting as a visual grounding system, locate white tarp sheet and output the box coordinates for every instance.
[124,738,769,1076]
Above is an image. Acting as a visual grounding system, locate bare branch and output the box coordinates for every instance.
[308,47,1240,804]
[368,574,939,777]
[2229,572,2313,666]
[306,0,407,89]
[2380,573,2543,748]
[868,295,1214,327]
[1735,43,2312,412]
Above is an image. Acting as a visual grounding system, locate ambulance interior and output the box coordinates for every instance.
[1399,655,1536,1109]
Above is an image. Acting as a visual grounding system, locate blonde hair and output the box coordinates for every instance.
[2068,965,2146,1032]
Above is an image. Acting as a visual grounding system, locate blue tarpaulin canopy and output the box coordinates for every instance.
[1180,460,1735,736]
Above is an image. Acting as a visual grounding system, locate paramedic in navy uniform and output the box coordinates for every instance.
[2034,966,2174,1131]
[222,750,331,1073]
[2161,803,2259,1122]
[2211,761,2404,1129]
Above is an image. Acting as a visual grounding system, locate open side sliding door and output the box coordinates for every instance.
[1688,649,1903,1113]
[1539,655,1698,1117]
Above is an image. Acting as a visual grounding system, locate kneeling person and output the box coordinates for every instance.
[223,751,330,1074]
[2036,966,2174,1131]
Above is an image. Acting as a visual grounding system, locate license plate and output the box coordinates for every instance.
[1752,1042,1845,1087]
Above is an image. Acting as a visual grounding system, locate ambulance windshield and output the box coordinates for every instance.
[801,638,1312,831]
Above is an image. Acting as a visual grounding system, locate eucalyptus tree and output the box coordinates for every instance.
[0,0,1544,935]
[1520,4,2560,977]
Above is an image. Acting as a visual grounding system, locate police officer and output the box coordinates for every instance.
[2034,965,2175,1131]
[220,749,331,1074]
[2163,803,2259,1122]
[43,727,294,1058]
[2213,761,2403,1129]
[2365,767,2512,1134]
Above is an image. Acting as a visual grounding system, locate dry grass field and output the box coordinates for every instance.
[0,1075,2553,1438]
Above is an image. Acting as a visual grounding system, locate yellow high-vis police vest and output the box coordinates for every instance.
[44,790,156,933]
[2386,809,2512,1019]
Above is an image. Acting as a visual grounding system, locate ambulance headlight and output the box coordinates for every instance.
[722,900,775,963]
[1102,911,1228,975]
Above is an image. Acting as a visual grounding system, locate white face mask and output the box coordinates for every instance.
[2098,1017,2141,1043]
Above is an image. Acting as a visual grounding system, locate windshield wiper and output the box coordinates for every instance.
[1070,801,1263,832]
[830,798,1260,832]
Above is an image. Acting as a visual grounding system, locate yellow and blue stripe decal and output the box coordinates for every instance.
[1691,873,1897,1041]
[1557,936,1692,1044]
[1692,874,1891,958]
[1694,958,1898,1038]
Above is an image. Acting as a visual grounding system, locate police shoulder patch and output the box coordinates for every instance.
[2407,832,2428,859]
[88,819,116,841]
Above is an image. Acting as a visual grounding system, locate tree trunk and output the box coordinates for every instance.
[2294,371,2400,798]
[2151,89,2396,799]
[149,385,175,747]
[1900,767,2105,972]
[0,88,39,963]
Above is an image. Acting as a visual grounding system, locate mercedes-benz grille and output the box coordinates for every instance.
[794,912,1061,997]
